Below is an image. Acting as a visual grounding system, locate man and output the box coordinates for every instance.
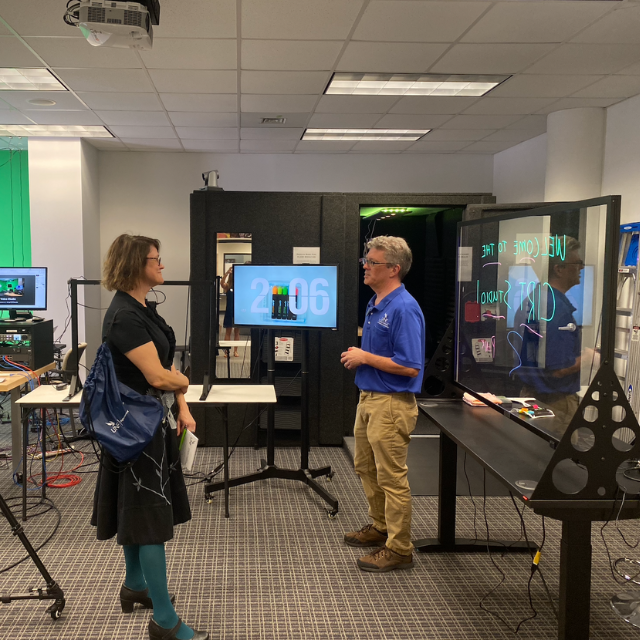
[518,237,584,432]
[341,236,426,573]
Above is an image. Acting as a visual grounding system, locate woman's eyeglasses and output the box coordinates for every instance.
[359,257,395,267]
[146,256,162,265]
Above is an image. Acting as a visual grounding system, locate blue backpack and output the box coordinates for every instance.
[79,342,163,463]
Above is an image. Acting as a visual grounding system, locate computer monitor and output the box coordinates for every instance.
[0,267,47,319]
[232,264,338,329]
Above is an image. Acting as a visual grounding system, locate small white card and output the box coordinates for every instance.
[275,337,294,361]
[293,247,320,264]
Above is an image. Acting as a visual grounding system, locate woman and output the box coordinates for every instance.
[221,267,240,357]
[92,234,208,640]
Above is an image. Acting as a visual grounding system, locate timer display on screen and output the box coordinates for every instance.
[232,265,338,329]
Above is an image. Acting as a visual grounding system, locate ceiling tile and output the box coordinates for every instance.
[0,20,10,36]
[24,37,142,68]
[0,2,81,36]
[572,5,640,44]
[350,140,415,153]
[242,40,342,71]
[307,113,382,128]
[336,42,449,74]
[571,75,640,99]
[0,36,45,66]
[389,96,480,115]
[424,129,495,142]
[154,0,237,38]
[181,139,239,151]
[241,95,317,113]
[149,70,237,94]
[121,138,183,151]
[0,110,34,124]
[53,68,155,93]
[431,44,555,75]
[373,114,452,129]
[109,126,177,139]
[462,97,557,115]
[240,112,311,127]
[0,90,87,110]
[23,110,102,125]
[241,71,329,95]
[176,127,237,140]
[242,0,365,40]
[462,2,614,44]
[505,115,548,130]
[525,44,640,75]
[441,114,523,129]
[160,93,237,112]
[241,128,303,140]
[536,97,620,114]
[140,39,237,70]
[489,74,604,99]
[295,140,355,153]
[461,140,515,153]
[617,61,640,76]
[405,139,470,153]
[80,92,164,111]
[315,95,398,114]
[482,130,540,143]
[353,1,490,43]
[96,111,171,126]
[240,139,298,152]
[169,112,237,127]
[84,138,128,150]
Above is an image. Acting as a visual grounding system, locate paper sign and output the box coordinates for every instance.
[457,247,473,282]
[275,337,294,361]
[293,247,320,264]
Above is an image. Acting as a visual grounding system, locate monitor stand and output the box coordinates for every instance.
[8,310,32,321]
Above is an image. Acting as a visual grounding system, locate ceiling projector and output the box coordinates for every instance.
[64,0,160,50]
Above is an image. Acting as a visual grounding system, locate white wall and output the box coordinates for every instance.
[99,150,494,337]
[602,93,640,224]
[493,134,547,204]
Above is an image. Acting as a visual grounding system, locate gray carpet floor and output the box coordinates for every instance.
[0,441,638,639]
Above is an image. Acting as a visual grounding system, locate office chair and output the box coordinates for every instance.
[52,342,87,436]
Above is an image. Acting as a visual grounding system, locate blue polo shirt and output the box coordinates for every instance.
[355,284,426,394]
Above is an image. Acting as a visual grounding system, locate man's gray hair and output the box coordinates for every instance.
[366,235,413,280]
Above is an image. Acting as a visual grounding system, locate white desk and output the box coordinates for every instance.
[185,384,276,517]
[16,386,83,520]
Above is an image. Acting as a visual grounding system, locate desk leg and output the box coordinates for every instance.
[222,405,229,518]
[22,408,29,522]
[558,520,591,640]
[10,387,21,477]
[40,409,47,502]
[415,433,535,554]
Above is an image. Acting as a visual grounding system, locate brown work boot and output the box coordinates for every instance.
[344,524,388,548]
[357,545,414,572]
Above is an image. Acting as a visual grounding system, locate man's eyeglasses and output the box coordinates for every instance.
[146,256,162,265]
[359,257,395,268]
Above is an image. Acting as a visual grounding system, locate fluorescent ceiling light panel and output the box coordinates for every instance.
[0,69,67,91]
[0,125,112,138]
[303,128,429,141]
[326,73,508,97]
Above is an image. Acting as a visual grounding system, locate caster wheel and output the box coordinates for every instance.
[326,472,335,482]
[327,509,338,519]
[207,498,214,504]
[50,608,62,620]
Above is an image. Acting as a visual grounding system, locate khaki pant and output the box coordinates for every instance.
[353,390,418,555]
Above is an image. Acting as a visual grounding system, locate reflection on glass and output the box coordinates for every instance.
[456,205,606,441]
[216,234,252,378]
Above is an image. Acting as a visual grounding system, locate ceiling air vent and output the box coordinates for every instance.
[261,117,286,125]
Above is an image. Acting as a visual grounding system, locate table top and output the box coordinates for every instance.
[17,384,83,407]
[185,384,276,404]
[219,340,251,347]
[0,362,56,393]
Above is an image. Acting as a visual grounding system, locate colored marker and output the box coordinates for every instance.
[283,286,289,319]
[271,286,278,318]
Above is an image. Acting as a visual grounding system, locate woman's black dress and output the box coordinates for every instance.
[223,289,234,329]
[91,290,191,545]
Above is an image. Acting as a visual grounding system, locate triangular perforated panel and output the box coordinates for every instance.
[420,321,463,400]
[531,362,640,501]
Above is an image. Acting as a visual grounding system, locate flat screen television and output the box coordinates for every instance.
[0,267,47,318]
[232,264,338,329]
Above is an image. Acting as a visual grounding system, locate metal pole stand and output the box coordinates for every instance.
[0,489,65,619]
[204,330,339,518]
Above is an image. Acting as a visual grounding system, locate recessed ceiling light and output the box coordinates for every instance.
[325,73,508,97]
[302,128,429,141]
[0,125,112,138]
[26,99,57,106]
[0,69,67,91]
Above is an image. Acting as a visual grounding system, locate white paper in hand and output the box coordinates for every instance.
[179,429,198,473]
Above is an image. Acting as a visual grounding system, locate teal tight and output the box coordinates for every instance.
[123,544,194,640]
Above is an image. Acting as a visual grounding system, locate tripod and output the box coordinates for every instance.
[0,490,65,619]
